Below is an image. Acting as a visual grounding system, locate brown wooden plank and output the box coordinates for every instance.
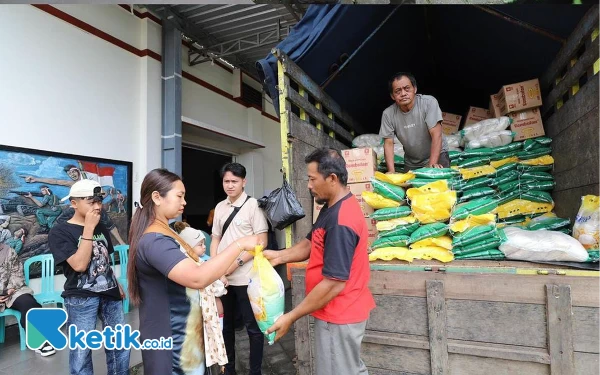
[426,280,449,375]
[446,300,548,348]
[288,89,353,144]
[361,342,432,374]
[542,40,599,116]
[544,77,598,138]
[552,103,600,191]
[292,272,312,375]
[552,184,600,223]
[540,5,599,90]
[368,271,600,307]
[573,307,600,353]
[546,284,575,375]
[366,368,423,375]
[288,112,348,150]
[448,353,550,375]
[274,49,364,134]
[574,352,600,375]
[367,295,429,336]
[363,330,551,364]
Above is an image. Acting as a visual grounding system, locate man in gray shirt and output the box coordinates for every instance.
[379,72,449,172]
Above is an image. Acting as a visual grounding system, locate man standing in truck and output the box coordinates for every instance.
[379,72,450,172]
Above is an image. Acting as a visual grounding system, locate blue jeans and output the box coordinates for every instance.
[65,296,130,375]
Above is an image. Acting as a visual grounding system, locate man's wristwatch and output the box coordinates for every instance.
[236,257,244,267]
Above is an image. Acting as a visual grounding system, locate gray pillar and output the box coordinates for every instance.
[161,22,182,175]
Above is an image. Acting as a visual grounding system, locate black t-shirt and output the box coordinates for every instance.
[48,222,121,300]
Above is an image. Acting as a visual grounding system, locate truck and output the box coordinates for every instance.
[262,4,600,375]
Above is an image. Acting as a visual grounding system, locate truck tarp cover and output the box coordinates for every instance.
[256,4,592,133]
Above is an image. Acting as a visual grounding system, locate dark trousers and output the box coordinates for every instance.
[222,285,264,375]
[11,293,41,328]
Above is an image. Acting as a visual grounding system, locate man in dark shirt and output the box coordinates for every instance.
[264,148,375,375]
[48,179,128,375]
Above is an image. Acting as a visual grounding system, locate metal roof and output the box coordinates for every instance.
[144,3,305,80]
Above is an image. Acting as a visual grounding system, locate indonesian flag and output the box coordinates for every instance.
[78,161,115,187]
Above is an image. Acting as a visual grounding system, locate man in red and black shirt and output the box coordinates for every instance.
[264,148,375,375]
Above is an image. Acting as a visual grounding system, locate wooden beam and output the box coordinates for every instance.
[542,40,599,116]
[541,5,599,90]
[546,284,575,375]
[426,280,449,375]
[274,49,365,134]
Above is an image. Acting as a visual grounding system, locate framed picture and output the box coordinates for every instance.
[0,144,132,278]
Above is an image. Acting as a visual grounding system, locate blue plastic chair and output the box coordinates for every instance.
[0,309,26,350]
[111,245,130,313]
[24,254,64,307]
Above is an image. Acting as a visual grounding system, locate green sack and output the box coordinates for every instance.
[458,187,496,203]
[525,217,570,231]
[379,221,421,237]
[517,164,553,173]
[409,223,449,244]
[493,189,522,206]
[458,157,491,169]
[490,151,519,161]
[448,150,462,161]
[586,251,599,262]
[460,148,495,158]
[520,171,554,181]
[497,180,522,193]
[370,206,412,221]
[489,170,520,187]
[492,142,523,154]
[517,147,552,160]
[371,235,411,249]
[462,177,491,191]
[452,237,502,256]
[498,215,527,226]
[495,162,519,176]
[452,225,498,247]
[523,137,552,151]
[448,179,468,191]
[523,180,556,191]
[455,249,505,260]
[452,197,498,221]
[409,178,453,188]
[520,190,554,204]
[412,168,460,180]
[371,178,406,202]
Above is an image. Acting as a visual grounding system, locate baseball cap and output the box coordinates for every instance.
[61,179,106,202]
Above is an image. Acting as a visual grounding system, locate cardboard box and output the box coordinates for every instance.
[489,90,503,118]
[508,107,545,141]
[366,218,378,247]
[498,78,542,115]
[464,106,491,127]
[348,182,374,218]
[313,200,324,224]
[441,112,462,135]
[342,148,377,184]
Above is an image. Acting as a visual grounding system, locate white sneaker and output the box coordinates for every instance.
[36,343,56,357]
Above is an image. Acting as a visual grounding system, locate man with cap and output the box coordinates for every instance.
[48,179,129,375]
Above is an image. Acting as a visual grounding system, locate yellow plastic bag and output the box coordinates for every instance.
[247,245,285,345]
[491,156,519,169]
[362,191,401,209]
[376,216,418,231]
[410,236,453,250]
[374,171,416,186]
[410,190,457,224]
[409,246,454,262]
[406,180,449,200]
[368,247,414,262]
[450,214,497,233]
[459,165,497,180]
[573,195,600,250]
[520,155,554,166]
[496,199,554,219]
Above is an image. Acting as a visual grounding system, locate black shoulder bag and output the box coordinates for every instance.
[221,195,251,237]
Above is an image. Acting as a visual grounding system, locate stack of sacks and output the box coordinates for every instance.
[451,224,505,260]
[407,167,462,189]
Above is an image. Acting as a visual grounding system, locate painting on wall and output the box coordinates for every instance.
[0,144,132,277]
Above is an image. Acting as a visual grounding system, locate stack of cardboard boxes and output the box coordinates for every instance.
[312,147,379,246]
[490,78,545,141]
